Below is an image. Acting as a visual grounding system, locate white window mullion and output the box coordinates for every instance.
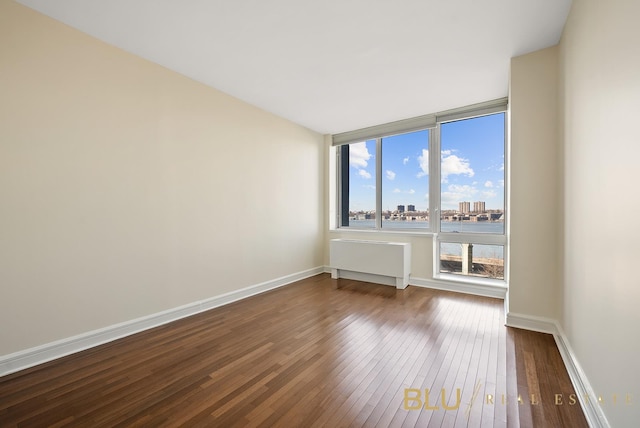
[430,126,441,234]
[375,137,383,229]
[335,145,342,228]
[503,110,510,282]
[430,126,441,275]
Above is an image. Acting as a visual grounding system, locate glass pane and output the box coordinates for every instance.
[347,139,377,228]
[440,242,504,280]
[381,130,429,229]
[440,113,505,234]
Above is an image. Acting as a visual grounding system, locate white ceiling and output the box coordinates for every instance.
[16,0,572,134]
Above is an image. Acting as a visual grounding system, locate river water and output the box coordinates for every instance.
[343,220,505,258]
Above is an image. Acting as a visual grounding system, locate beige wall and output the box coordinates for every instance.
[508,46,561,320]
[559,0,640,425]
[5,0,640,423]
[0,0,324,356]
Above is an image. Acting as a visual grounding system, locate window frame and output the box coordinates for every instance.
[434,110,508,284]
[337,131,434,232]
[332,98,509,284]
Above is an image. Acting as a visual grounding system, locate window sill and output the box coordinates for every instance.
[411,275,507,299]
[329,227,434,238]
[434,273,507,289]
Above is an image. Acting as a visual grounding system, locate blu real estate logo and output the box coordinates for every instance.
[403,384,633,412]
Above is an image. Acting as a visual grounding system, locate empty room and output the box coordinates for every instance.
[1,0,638,427]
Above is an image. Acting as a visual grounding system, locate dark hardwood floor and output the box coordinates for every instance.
[510,328,588,428]
[0,274,588,427]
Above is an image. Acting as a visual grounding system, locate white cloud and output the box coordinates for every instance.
[448,184,478,195]
[363,184,376,189]
[485,180,493,188]
[441,153,474,182]
[349,142,371,168]
[441,184,479,208]
[498,180,504,187]
[417,149,429,178]
[482,190,497,198]
[386,170,396,180]
[358,169,372,179]
[499,163,504,171]
[403,157,410,165]
[393,188,415,194]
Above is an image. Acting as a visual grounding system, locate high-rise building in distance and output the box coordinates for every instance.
[407,204,416,212]
[397,205,405,213]
[473,201,486,212]
[459,201,470,214]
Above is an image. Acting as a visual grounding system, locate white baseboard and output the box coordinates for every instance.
[504,311,558,334]
[505,312,611,428]
[553,325,611,428]
[409,276,507,299]
[0,266,325,378]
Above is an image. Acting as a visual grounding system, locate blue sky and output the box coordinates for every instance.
[349,113,505,212]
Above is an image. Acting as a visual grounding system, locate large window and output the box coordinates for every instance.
[382,130,430,230]
[437,113,506,281]
[440,113,505,234]
[333,99,508,282]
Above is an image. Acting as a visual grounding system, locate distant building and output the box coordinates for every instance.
[473,201,486,212]
[459,201,470,214]
[407,204,415,212]
[397,205,405,213]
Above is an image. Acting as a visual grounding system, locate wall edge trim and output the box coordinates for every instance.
[0,266,325,377]
[409,276,507,299]
[506,312,611,428]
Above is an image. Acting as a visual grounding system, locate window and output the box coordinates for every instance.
[345,139,377,228]
[436,112,506,281]
[381,130,430,230]
[340,130,430,230]
[439,242,504,280]
[440,113,505,234]
[333,98,508,283]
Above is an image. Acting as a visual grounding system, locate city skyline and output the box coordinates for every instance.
[349,199,501,215]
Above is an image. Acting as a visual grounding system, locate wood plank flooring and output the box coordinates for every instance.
[0,274,588,427]
[510,329,589,428]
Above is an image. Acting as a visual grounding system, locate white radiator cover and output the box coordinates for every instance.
[329,239,411,289]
